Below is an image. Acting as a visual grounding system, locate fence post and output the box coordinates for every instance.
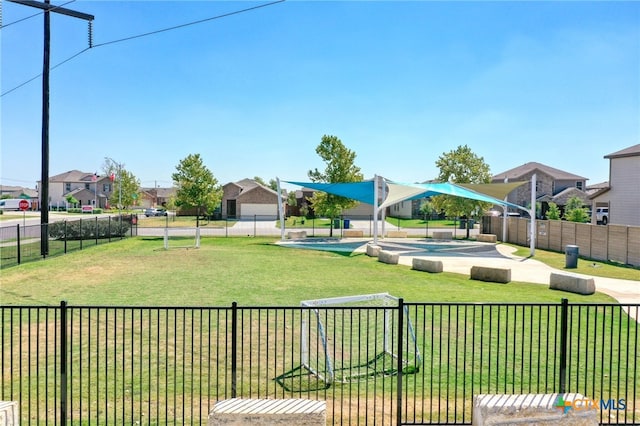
[60,300,68,426]
[231,301,238,398]
[95,216,98,245]
[396,298,404,426]
[108,216,111,242]
[254,215,257,237]
[16,224,21,265]
[64,221,68,253]
[80,218,83,250]
[559,298,569,393]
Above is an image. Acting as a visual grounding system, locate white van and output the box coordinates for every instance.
[0,198,30,211]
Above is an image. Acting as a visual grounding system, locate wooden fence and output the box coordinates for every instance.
[484,217,640,267]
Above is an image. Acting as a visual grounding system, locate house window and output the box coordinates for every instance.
[65,183,71,192]
[576,181,583,191]
[103,184,111,192]
[85,183,90,190]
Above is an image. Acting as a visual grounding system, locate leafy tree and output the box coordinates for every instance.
[432,145,492,237]
[287,191,297,208]
[253,176,268,187]
[564,196,590,223]
[308,135,363,236]
[66,194,78,208]
[172,154,222,226]
[546,202,561,220]
[419,200,435,220]
[102,158,140,210]
[268,179,279,192]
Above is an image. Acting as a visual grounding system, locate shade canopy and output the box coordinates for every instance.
[285,179,525,212]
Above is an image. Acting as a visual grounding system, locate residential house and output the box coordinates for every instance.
[139,187,176,209]
[0,185,39,209]
[492,162,589,218]
[222,178,284,220]
[589,144,640,226]
[43,170,114,209]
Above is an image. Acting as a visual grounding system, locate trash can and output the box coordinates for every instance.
[459,219,467,229]
[565,245,579,268]
[343,219,350,229]
[333,219,340,229]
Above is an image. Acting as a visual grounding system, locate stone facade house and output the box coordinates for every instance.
[589,144,640,226]
[222,178,283,220]
[492,162,589,218]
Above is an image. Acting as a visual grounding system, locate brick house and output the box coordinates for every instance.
[221,178,283,220]
[492,162,589,218]
[589,144,640,226]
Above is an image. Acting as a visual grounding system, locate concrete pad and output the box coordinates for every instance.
[412,258,443,273]
[550,273,596,295]
[366,244,381,257]
[0,401,19,426]
[471,266,511,283]
[209,398,326,426]
[378,250,399,265]
[473,393,597,425]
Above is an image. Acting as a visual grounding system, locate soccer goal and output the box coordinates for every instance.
[300,293,420,385]
[163,227,201,250]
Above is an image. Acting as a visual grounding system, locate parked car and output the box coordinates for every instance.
[595,207,609,225]
[145,207,167,217]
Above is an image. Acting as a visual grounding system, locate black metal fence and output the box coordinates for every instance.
[0,215,136,269]
[2,300,638,425]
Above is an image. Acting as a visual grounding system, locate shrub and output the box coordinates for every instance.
[48,219,131,240]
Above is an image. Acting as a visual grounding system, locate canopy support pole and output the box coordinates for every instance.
[277,177,285,241]
[373,174,379,245]
[529,173,536,256]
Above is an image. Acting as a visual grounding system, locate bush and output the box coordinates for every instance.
[48,218,131,240]
[68,208,82,214]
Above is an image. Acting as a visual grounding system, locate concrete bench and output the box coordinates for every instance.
[470,266,511,284]
[0,401,19,426]
[366,244,381,257]
[343,229,364,238]
[378,250,399,265]
[287,231,307,239]
[432,231,452,240]
[549,273,595,295]
[412,258,443,273]
[209,398,326,426]
[476,234,497,243]
[473,393,598,425]
[386,230,407,238]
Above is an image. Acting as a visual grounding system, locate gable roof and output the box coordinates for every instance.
[604,144,640,159]
[492,162,586,182]
[49,170,97,182]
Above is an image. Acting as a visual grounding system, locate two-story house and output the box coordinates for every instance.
[492,162,589,218]
[42,170,114,209]
[589,144,640,226]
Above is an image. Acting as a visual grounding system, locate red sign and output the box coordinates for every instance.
[19,199,29,211]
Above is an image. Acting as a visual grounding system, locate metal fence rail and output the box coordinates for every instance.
[0,215,136,269]
[2,300,638,425]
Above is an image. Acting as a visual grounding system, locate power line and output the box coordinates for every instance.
[0,0,77,29]
[1,0,286,97]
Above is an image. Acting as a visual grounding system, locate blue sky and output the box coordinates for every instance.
[2,1,639,191]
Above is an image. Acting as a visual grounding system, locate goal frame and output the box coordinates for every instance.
[300,293,420,385]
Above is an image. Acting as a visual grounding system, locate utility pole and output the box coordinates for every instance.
[7,0,94,257]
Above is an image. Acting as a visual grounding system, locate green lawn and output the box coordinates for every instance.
[1,237,638,424]
[0,237,618,306]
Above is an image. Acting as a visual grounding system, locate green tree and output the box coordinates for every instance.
[253,176,268,187]
[308,135,363,236]
[268,179,279,192]
[546,202,561,220]
[419,200,435,220]
[172,154,222,227]
[564,196,590,223]
[102,158,140,210]
[65,194,78,208]
[432,145,492,237]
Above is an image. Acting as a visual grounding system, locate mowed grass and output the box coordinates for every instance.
[0,236,618,306]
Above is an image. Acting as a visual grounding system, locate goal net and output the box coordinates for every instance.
[300,293,420,385]
[163,227,201,250]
